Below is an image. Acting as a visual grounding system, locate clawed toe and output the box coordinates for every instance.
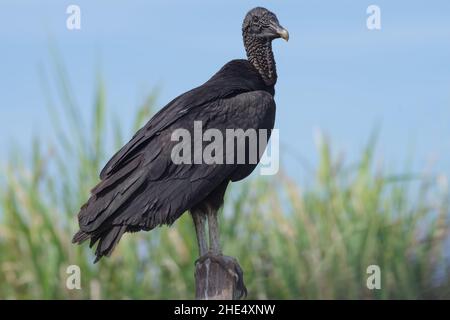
[195,251,247,299]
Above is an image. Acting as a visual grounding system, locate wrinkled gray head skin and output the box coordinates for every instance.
[242,7,288,86]
[242,7,289,42]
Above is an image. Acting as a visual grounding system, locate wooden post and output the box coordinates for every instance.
[194,254,247,300]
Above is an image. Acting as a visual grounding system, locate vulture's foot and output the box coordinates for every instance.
[195,252,247,300]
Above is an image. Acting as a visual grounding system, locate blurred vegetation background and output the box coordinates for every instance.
[0,60,449,299]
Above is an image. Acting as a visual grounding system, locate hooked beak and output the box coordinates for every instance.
[277,27,290,42]
[270,21,290,42]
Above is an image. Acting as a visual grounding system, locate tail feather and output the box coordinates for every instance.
[72,162,147,262]
[72,230,90,244]
[73,226,128,263]
[93,225,127,263]
[71,149,197,263]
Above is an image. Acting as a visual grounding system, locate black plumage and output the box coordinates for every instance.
[73,7,288,263]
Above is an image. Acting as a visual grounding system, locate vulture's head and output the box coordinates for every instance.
[242,7,289,42]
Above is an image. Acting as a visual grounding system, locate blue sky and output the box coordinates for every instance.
[0,0,449,180]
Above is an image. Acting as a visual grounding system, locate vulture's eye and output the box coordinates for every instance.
[252,15,259,23]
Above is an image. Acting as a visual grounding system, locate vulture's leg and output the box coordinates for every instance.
[207,208,221,254]
[194,182,246,299]
[199,207,247,299]
[191,210,208,257]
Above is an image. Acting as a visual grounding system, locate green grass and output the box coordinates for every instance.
[0,61,449,299]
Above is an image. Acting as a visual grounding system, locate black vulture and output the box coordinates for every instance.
[73,7,288,268]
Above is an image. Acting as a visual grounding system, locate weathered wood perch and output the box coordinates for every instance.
[195,254,247,300]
